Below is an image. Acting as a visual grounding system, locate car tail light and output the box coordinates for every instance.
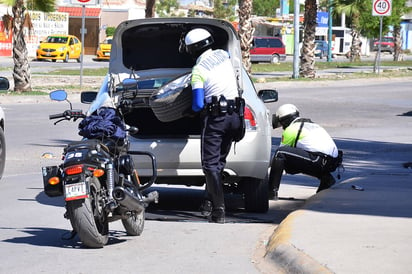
[244,106,257,130]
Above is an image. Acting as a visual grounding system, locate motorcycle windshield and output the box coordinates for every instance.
[87,75,115,116]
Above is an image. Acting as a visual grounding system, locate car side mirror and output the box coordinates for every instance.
[258,89,278,103]
[0,77,10,91]
[81,91,98,104]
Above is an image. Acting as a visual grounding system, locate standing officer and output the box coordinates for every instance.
[183,28,242,223]
[269,104,342,200]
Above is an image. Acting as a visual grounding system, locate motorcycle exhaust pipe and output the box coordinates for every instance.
[112,186,145,213]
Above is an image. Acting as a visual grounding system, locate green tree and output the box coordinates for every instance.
[384,0,411,61]
[332,0,364,62]
[252,0,279,17]
[334,0,410,63]
[214,0,237,20]
[156,0,180,17]
[0,0,55,92]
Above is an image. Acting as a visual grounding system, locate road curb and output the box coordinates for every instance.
[264,209,333,274]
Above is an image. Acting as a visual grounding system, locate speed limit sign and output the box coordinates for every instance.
[372,0,392,16]
[70,0,98,5]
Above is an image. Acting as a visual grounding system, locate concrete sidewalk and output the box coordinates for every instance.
[264,167,412,273]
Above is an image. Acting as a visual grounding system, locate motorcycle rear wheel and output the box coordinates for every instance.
[122,209,145,236]
[67,177,109,248]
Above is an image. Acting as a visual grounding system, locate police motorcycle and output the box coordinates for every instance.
[42,78,158,248]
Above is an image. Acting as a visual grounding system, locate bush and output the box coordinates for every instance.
[105,27,116,37]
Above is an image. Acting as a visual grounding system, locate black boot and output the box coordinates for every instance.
[204,171,225,224]
[199,183,212,217]
[317,173,336,193]
[268,157,284,200]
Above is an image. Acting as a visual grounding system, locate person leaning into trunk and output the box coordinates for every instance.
[268,104,343,200]
[182,28,242,223]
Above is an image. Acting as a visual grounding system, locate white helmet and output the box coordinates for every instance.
[272,104,300,129]
[184,28,214,55]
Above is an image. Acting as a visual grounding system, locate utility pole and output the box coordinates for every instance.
[327,0,333,62]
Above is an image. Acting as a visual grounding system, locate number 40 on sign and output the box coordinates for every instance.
[372,0,392,16]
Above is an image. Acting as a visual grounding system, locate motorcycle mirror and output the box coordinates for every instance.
[81,91,98,104]
[0,77,10,91]
[50,90,68,101]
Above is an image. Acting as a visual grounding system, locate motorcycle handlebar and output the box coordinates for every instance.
[49,113,65,120]
[49,109,85,121]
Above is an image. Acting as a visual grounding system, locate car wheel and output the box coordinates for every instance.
[64,53,69,63]
[319,52,323,59]
[0,127,5,180]
[241,176,269,213]
[76,58,81,63]
[150,73,192,122]
[270,54,280,64]
[52,59,56,62]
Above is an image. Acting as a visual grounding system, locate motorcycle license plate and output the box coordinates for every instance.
[65,182,88,201]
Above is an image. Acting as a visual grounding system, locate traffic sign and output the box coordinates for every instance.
[70,0,98,5]
[372,0,392,16]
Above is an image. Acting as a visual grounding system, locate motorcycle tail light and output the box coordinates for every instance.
[48,176,60,185]
[65,164,84,175]
[93,169,105,177]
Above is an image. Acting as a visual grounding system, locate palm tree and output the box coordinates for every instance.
[332,0,363,62]
[237,0,254,74]
[299,0,317,78]
[388,0,411,61]
[0,0,55,92]
[145,0,155,17]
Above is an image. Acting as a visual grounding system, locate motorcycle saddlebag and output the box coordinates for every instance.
[42,166,63,197]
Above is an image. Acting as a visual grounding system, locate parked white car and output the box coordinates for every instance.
[94,18,278,212]
[0,76,9,180]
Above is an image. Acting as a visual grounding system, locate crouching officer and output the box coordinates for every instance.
[183,28,242,223]
[269,104,343,200]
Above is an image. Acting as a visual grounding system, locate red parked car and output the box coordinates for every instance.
[250,36,286,63]
[373,37,394,53]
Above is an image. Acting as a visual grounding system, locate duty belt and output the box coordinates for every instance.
[205,95,242,116]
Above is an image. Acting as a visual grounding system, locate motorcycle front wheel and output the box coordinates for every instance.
[122,209,145,236]
[66,177,109,248]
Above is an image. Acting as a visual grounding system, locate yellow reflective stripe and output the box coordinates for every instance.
[281,123,301,146]
[191,66,206,87]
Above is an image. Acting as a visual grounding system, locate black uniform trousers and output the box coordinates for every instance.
[201,112,241,173]
[275,145,333,179]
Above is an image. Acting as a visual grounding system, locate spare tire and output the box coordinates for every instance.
[149,73,192,122]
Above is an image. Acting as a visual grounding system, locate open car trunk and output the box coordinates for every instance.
[107,18,243,137]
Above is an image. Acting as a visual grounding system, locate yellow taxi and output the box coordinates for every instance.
[36,34,82,63]
[95,36,112,61]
